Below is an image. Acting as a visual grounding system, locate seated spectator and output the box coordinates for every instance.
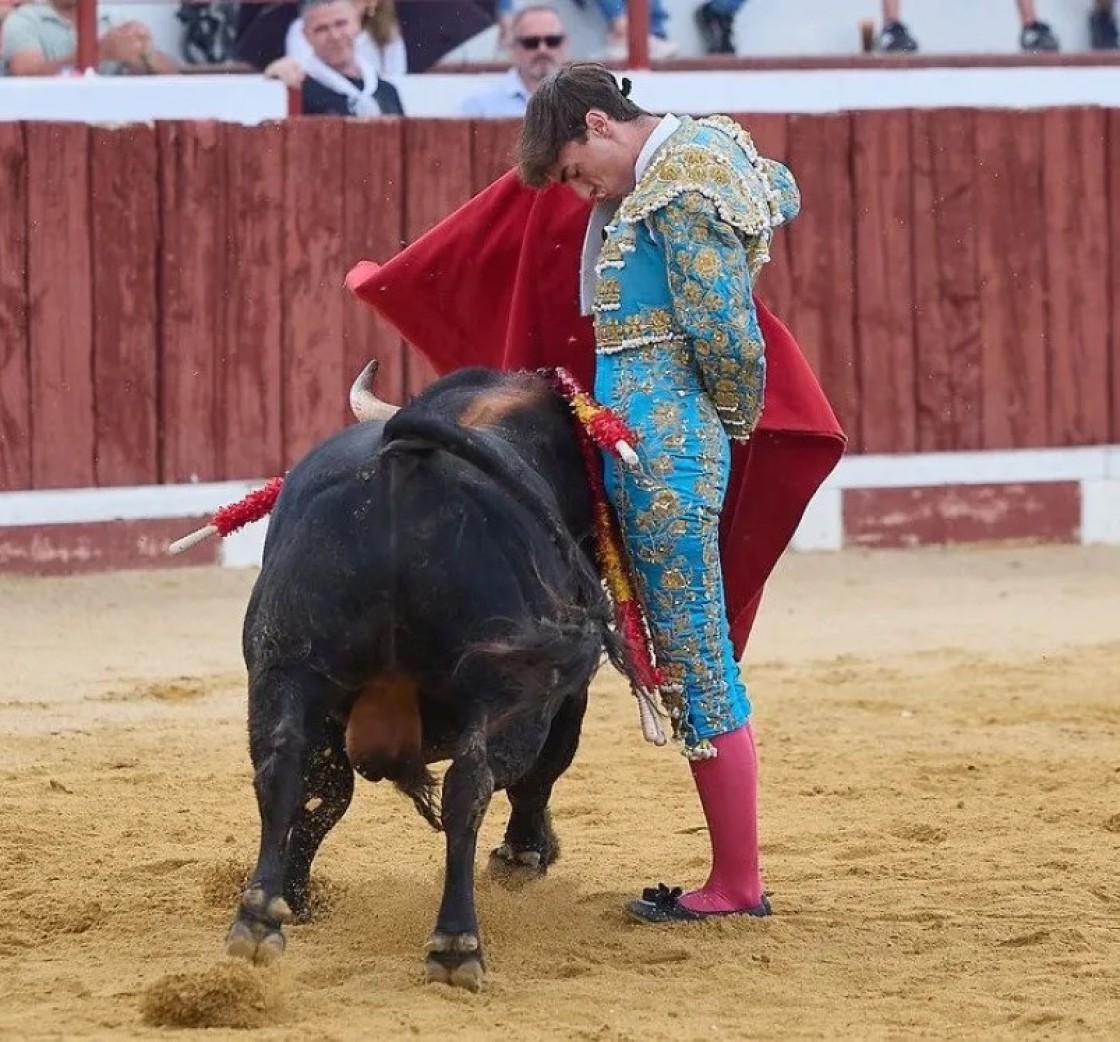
[265,0,403,115]
[286,0,406,75]
[496,0,676,62]
[1,0,181,75]
[460,4,568,117]
[878,0,1060,54]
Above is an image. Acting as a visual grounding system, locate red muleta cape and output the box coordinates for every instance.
[346,170,846,659]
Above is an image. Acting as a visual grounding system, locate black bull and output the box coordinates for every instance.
[225,366,625,990]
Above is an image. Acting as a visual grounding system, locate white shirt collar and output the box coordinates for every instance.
[634,113,681,183]
[505,66,531,100]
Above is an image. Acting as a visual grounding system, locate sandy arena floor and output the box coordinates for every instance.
[1,545,1119,1040]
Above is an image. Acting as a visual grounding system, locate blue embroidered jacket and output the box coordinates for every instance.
[592,115,801,441]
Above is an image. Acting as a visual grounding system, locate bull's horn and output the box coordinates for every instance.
[349,359,400,422]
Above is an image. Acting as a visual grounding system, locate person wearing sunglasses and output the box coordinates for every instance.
[461,4,570,117]
[495,0,676,63]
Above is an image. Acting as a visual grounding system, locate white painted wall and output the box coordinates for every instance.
[0,71,288,122]
[5,62,1120,122]
[397,64,1120,114]
[4,445,1118,561]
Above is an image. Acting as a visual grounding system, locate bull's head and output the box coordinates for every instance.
[349,360,400,423]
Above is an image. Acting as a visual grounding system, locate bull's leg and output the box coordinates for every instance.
[491,686,588,879]
[226,671,338,965]
[425,723,494,992]
[283,714,354,921]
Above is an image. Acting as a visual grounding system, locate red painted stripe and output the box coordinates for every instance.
[843,481,1081,548]
[0,517,218,576]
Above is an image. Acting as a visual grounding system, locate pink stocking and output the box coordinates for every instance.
[677,722,766,914]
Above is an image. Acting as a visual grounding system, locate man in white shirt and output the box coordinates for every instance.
[460,5,569,118]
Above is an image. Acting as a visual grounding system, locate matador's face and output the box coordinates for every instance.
[552,111,637,203]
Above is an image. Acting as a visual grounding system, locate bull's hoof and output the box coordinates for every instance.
[423,931,485,992]
[225,887,292,965]
[488,842,546,883]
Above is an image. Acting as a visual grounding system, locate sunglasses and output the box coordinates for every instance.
[516,34,566,50]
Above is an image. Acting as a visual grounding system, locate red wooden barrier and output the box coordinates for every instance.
[25,122,96,489]
[223,122,287,480]
[1111,109,1120,446]
[1043,107,1111,448]
[159,120,226,484]
[282,118,350,464]
[342,120,407,408]
[974,109,1048,450]
[0,109,1117,496]
[91,124,161,488]
[787,113,860,451]
[912,108,984,453]
[853,109,915,456]
[0,124,30,491]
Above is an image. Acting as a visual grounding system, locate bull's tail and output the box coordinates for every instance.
[379,411,615,696]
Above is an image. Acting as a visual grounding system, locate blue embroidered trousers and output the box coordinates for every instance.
[595,340,751,752]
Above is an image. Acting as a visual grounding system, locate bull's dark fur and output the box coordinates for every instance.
[227,367,617,987]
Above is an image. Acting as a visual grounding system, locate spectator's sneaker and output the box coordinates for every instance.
[605,34,679,61]
[695,2,736,55]
[1020,21,1059,52]
[1089,9,1119,50]
[878,20,919,53]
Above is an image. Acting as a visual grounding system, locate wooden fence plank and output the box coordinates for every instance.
[737,112,788,166]
[853,109,916,454]
[736,113,794,323]
[25,122,95,489]
[974,110,1049,450]
[343,119,407,410]
[282,119,348,464]
[786,113,860,449]
[469,118,521,194]
[402,119,475,397]
[1111,109,1120,444]
[159,121,226,483]
[1043,107,1110,446]
[0,123,30,491]
[223,123,286,479]
[911,109,983,452]
[91,125,160,487]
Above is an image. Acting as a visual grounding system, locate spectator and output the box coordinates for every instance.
[1090,0,1118,48]
[695,0,741,54]
[1,0,181,75]
[496,0,676,62]
[460,4,568,117]
[265,0,403,115]
[1,0,26,29]
[0,0,26,70]
[878,0,1059,53]
[286,0,406,76]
